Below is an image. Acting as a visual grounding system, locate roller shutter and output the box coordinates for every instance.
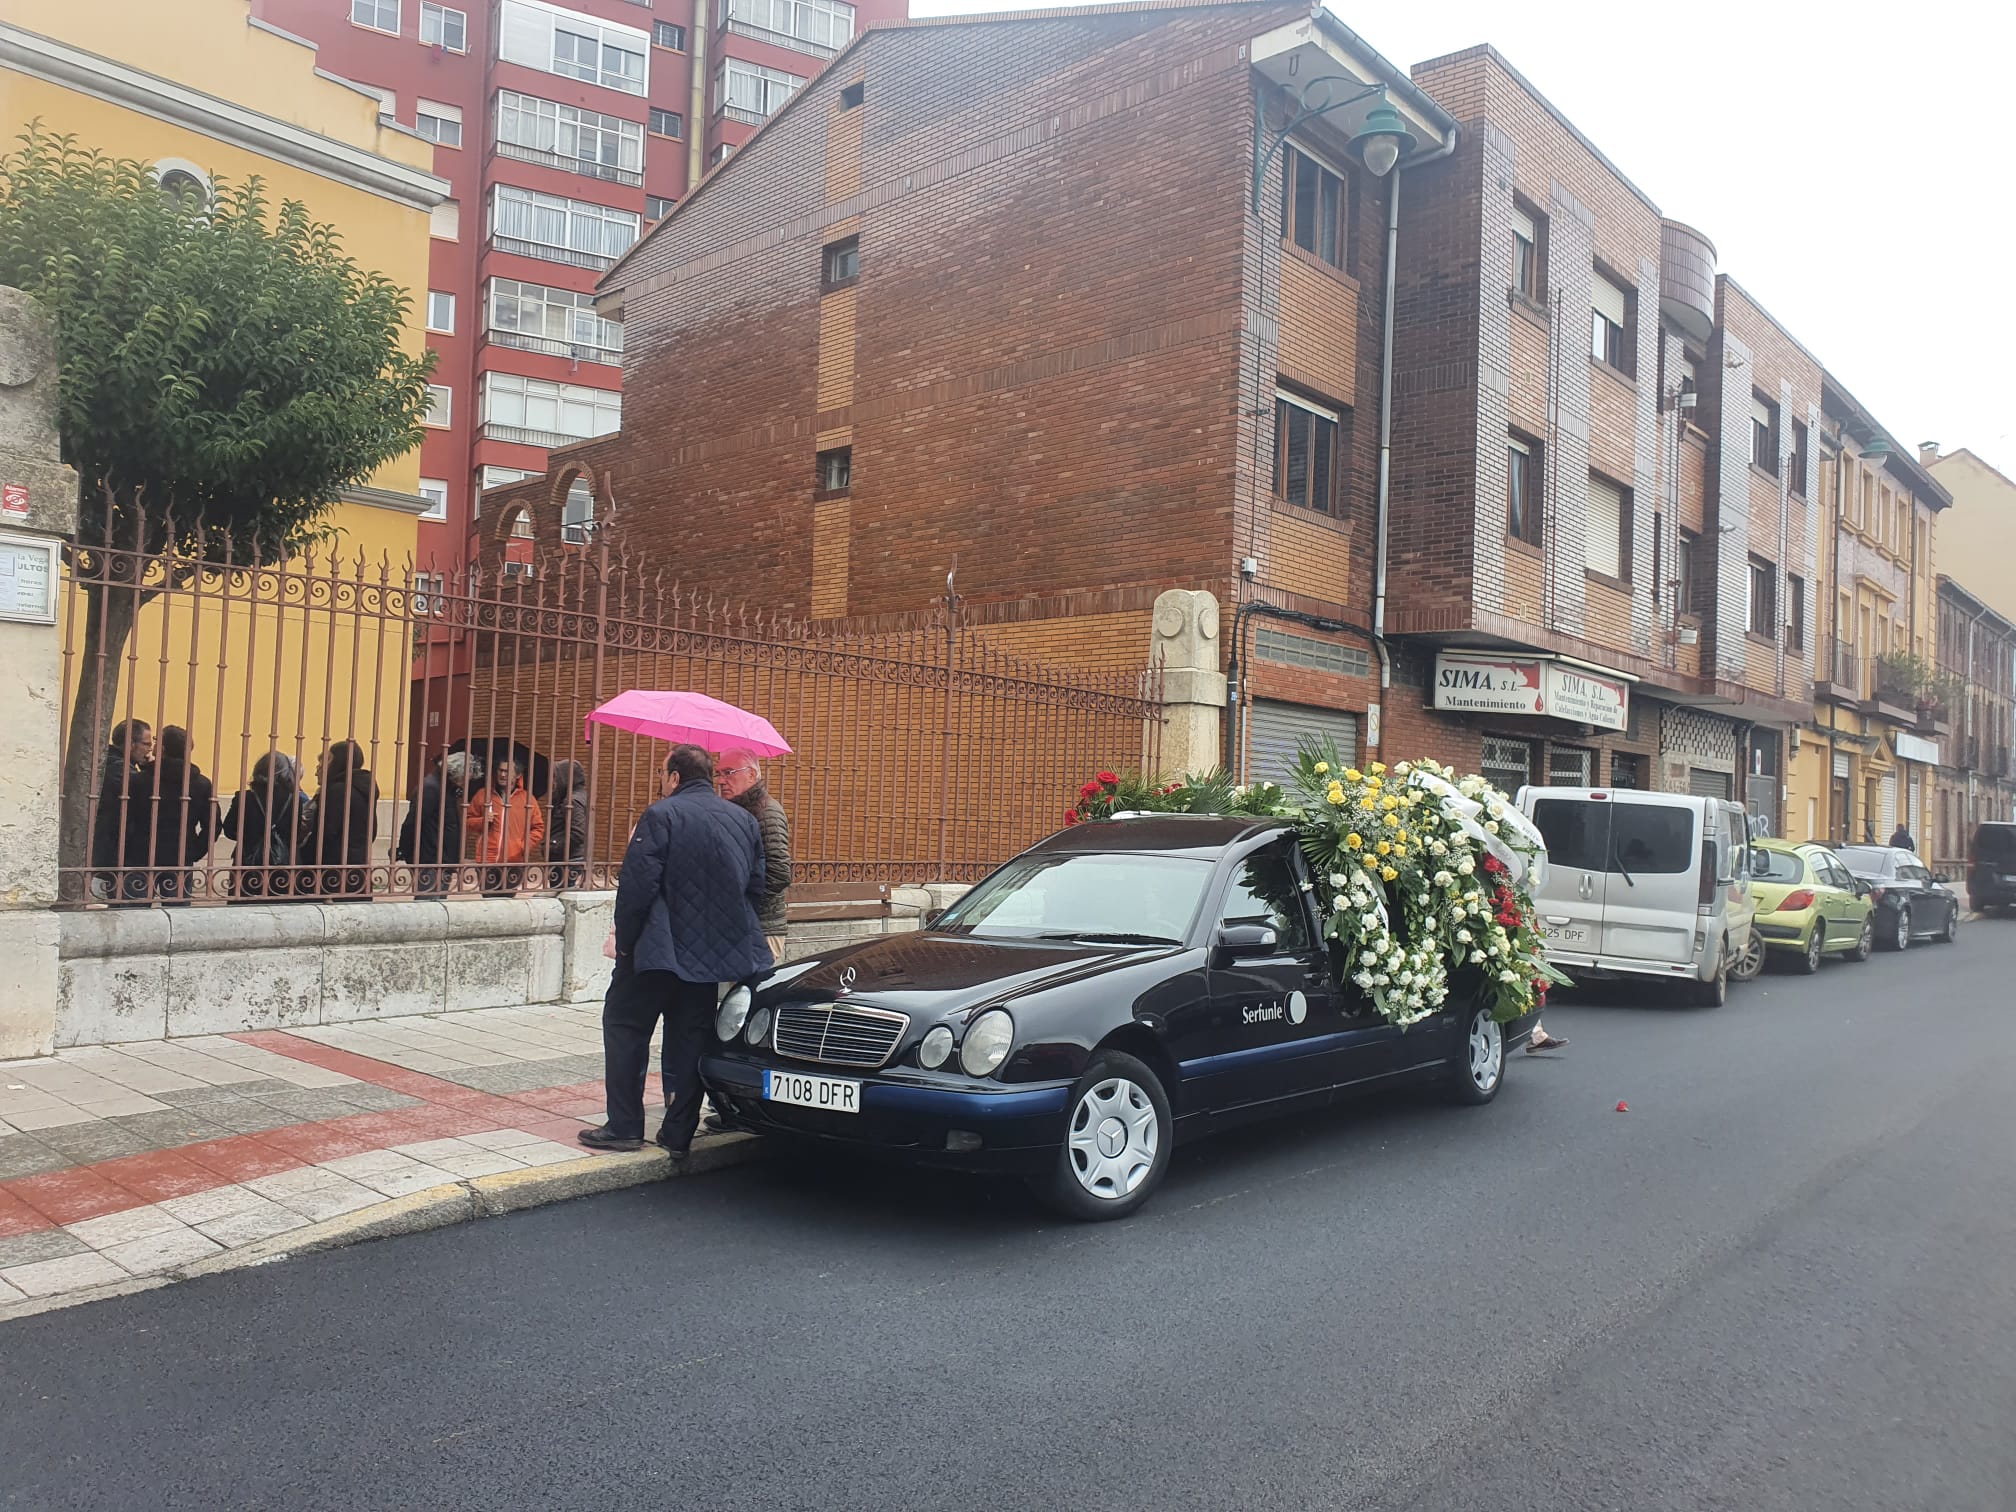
[1248,701,1358,787]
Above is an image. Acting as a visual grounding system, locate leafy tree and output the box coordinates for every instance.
[0,129,435,869]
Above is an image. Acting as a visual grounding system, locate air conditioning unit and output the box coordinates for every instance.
[503,560,535,579]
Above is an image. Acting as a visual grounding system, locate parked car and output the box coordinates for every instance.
[1516,787,1756,1005]
[1837,844,1962,950]
[1967,821,2016,915]
[1748,839,1874,972]
[699,815,1533,1221]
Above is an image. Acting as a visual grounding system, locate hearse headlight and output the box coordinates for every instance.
[715,985,751,1042]
[744,1004,773,1047]
[918,1025,955,1070]
[960,1010,1014,1077]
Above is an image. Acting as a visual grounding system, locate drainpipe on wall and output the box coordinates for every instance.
[689,2,708,187]
[1369,126,1458,752]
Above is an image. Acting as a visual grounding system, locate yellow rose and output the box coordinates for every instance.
[1344,768,1363,783]
[1377,840,1392,856]
[1381,866,1398,881]
[1392,844,1407,857]
[1382,795,1399,811]
[1362,854,1378,868]
[1395,830,1409,844]
[1359,797,1377,811]
[1314,761,1330,775]
[1345,833,1363,850]
[1371,761,1387,776]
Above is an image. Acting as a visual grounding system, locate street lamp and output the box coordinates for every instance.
[1252,78,1419,213]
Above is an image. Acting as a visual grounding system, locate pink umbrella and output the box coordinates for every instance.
[584,690,793,757]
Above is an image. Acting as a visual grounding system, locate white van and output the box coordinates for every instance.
[1516,787,1756,1007]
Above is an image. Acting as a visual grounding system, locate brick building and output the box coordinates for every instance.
[1932,578,2016,874]
[486,0,1457,779]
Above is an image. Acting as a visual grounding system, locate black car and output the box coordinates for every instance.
[1836,845,1962,950]
[1968,822,2016,914]
[701,815,1535,1220]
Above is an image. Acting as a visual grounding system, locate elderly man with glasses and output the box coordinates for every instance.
[716,748,792,962]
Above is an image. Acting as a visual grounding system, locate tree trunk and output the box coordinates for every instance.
[57,580,141,882]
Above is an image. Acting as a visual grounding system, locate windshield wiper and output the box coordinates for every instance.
[1032,931,1179,945]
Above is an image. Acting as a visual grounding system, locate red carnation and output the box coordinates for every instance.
[1079,782,1098,799]
[1482,854,1507,875]
[1064,810,1079,825]
[1097,771,1119,787]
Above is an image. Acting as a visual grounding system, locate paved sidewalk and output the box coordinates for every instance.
[0,1004,716,1312]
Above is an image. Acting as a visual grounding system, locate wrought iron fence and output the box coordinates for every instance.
[58,528,1163,907]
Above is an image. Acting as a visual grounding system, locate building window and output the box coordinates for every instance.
[1279,144,1350,272]
[817,446,852,495]
[1481,736,1535,794]
[652,21,687,49]
[1751,393,1780,474]
[424,384,452,428]
[646,195,675,220]
[1507,433,1541,546]
[1511,200,1541,299]
[1548,746,1594,787]
[425,290,456,333]
[1610,752,1646,790]
[499,0,648,95]
[649,108,683,139]
[1273,390,1341,514]
[717,58,805,121]
[352,0,400,34]
[1676,527,1700,617]
[153,161,212,212]
[360,84,397,120]
[822,235,860,289]
[1585,472,1631,582]
[496,91,645,181]
[1788,573,1807,652]
[1789,419,1809,496]
[840,80,865,110]
[1590,271,1631,372]
[562,478,595,543]
[720,0,855,57]
[489,185,639,267]
[420,2,466,50]
[430,198,459,240]
[488,277,623,361]
[416,99,462,148]
[411,571,447,616]
[1748,554,1777,637]
[480,372,621,443]
[711,143,735,167]
[417,478,449,522]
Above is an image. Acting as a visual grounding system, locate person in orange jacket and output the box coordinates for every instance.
[467,757,546,889]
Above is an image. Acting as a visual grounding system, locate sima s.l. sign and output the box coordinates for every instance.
[1432,652,1628,731]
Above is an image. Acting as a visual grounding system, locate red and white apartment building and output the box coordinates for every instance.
[252,0,904,748]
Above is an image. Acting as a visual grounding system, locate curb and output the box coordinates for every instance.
[0,1132,763,1326]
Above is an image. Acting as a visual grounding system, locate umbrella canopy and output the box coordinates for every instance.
[585,690,793,758]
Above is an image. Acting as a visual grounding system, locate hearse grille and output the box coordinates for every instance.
[773,1003,909,1069]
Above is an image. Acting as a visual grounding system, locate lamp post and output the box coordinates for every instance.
[1251,78,1418,214]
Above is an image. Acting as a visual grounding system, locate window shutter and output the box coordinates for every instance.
[1511,205,1535,243]
[1248,702,1358,787]
[1592,273,1627,327]
[1677,354,1696,388]
[498,0,550,67]
[1585,474,1624,579]
[1751,395,1771,428]
[429,199,459,239]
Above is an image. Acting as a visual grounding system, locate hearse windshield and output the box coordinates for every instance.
[934,852,1213,943]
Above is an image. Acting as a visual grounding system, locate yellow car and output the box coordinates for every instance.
[1748,839,1874,973]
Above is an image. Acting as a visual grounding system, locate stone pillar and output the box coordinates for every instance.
[0,288,79,1058]
[1150,589,1225,780]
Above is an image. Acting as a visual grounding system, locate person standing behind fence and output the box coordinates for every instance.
[467,755,545,893]
[305,740,379,897]
[220,753,304,898]
[580,744,770,1157]
[399,750,481,896]
[718,749,791,961]
[140,726,214,902]
[90,719,154,901]
[544,759,590,889]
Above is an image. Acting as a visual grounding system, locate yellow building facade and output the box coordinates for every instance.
[1923,448,2016,627]
[4,0,446,792]
[1784,380,1949,851]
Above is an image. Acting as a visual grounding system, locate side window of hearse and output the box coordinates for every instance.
[1219,843,1311,951]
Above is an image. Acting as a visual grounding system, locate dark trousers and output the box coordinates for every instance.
[601,961,717,1148]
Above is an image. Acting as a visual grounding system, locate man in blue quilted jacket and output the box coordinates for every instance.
[581,743,772,1156]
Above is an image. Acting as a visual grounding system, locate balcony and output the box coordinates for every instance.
[723,18,839,58]
[1816,638,1862,701]
[486,235,619,273]
[484,328,623,367]
[480,421,586,449]
[492,140,644,189]
[1869,656,1919,723]
[719,103,769,127]
[1956,734,1980,771]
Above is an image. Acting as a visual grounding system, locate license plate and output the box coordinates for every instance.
[764,1069,862,1114]
[1546,923,1591,947]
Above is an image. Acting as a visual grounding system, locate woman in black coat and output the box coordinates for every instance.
[135,726,214,902]
[304,740,380,898]
[219,752,304,899]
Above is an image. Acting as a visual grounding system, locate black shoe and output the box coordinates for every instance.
[578,1125,643,1152]
[701,1113,731,1137]
[653,1125,691,1158]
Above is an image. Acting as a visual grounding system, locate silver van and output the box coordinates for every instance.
[1516,788,1757,1007]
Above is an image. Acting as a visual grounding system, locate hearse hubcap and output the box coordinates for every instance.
[1068,1077,1158,1200]
[1469,1011,1503,1090]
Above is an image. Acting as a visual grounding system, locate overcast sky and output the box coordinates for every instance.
[912,0,2016,476]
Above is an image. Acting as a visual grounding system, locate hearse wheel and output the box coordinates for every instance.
[1036,1051,1171,1222]
[1444,1005,1505,1105]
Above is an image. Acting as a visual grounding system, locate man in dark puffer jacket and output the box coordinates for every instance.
[581,744,771,1157]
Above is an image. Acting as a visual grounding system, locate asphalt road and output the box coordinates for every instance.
[6,920,2016,1512]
